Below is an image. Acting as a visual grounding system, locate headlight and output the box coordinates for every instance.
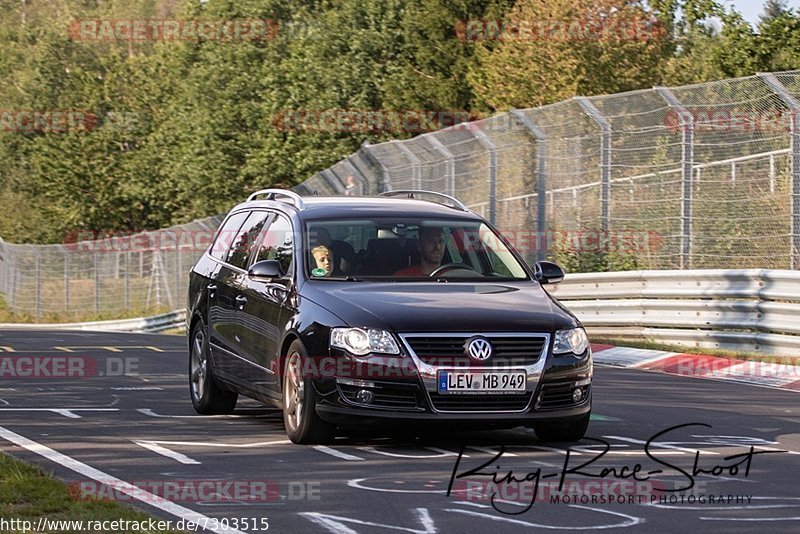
[330,327,400,356]
[553,327,590,356]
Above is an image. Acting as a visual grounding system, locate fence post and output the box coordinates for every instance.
[35,253,41,319]
[343,158,367,196]
[361,142,393,193]
[93,251,100,314]
[320,169,344,194]
[395,142,423,190]
[175,242,181,312]
[510,110,548,262]
[426,135,456,197]
[759,73,800,269]
[656,87,695,269]
[64,252,70,312]
[576,97,612,234]
[471,128,498,226]
[124,251,130,311]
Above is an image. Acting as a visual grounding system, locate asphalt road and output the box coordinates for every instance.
[0,330,798,533]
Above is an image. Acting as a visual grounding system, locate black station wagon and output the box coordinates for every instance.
[186,189,592,444]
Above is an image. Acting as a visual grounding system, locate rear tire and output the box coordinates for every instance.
[189,319,238,415]
[533,412,590,442]
[282,340,336,444]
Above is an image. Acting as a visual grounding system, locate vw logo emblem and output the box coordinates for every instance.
[466,337,492,361]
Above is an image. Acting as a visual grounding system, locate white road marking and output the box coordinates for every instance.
[128,438,291,463]
[0,426,246,534]
[355,446,458,459]
[300,508,436,534]
[313,446,364,461]
[134,440,201,465]
[136,408,271,419]
[604,435,719,455]
[0,408,118,419]
[347,478,448,495]
[444,505,642,529]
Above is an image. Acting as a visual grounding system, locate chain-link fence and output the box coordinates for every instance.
[0,215,223,319]
[1,71,799,318]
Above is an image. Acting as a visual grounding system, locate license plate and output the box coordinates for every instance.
[438,371,526,394]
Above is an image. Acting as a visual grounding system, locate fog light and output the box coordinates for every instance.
[355,389,374,404]
[572,388,583,403]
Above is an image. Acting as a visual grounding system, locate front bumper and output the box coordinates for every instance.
[311,348,593,427]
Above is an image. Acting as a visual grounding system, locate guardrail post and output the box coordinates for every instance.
[576,97,612,234]
[361,142,393,193]
[471,128,498,226]
[426,136,456,198]
[656,87,695,269]
[395,142,423,190]
[510,110,548,262]
[759,73,800,269]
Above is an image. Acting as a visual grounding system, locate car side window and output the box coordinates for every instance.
[209,211,250,260]
[225,211,271,269]
[255,215,294,275]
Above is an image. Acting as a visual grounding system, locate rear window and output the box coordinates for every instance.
[209,211,250,261]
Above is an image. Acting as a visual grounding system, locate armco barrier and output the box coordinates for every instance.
[548,269,800,356]
[0,309,185,333]
[3,269,799,356]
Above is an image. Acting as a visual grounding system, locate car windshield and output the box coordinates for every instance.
[304,218,529,281]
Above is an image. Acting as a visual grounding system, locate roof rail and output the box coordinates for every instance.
[247,189,306,210]
[378,190,469,212]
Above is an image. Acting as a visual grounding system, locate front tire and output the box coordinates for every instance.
[189,319,238,415]
[533,412,590,442]
[282,340,336,444]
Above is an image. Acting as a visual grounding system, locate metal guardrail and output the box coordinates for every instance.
[0,309,185,333]
[548,269,800,356]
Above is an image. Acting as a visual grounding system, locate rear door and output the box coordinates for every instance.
[206,210,251,376]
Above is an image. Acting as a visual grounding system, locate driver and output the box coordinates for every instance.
[394,226,445,276]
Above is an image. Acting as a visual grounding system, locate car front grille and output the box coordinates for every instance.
[536,382,591,410]
[403,335,547,367]
[427,392,533,412]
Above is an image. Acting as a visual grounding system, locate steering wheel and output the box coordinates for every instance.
[429,263,479,277]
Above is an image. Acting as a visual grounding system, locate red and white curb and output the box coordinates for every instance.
[591,344,800,391]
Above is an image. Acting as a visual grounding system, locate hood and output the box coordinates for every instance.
[302,281,576,333]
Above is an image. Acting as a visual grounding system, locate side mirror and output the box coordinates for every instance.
[248,259,284,279]
[534,261,565,284]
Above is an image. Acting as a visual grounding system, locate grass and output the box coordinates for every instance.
[593,336,800,365]
[0,452,184,533]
